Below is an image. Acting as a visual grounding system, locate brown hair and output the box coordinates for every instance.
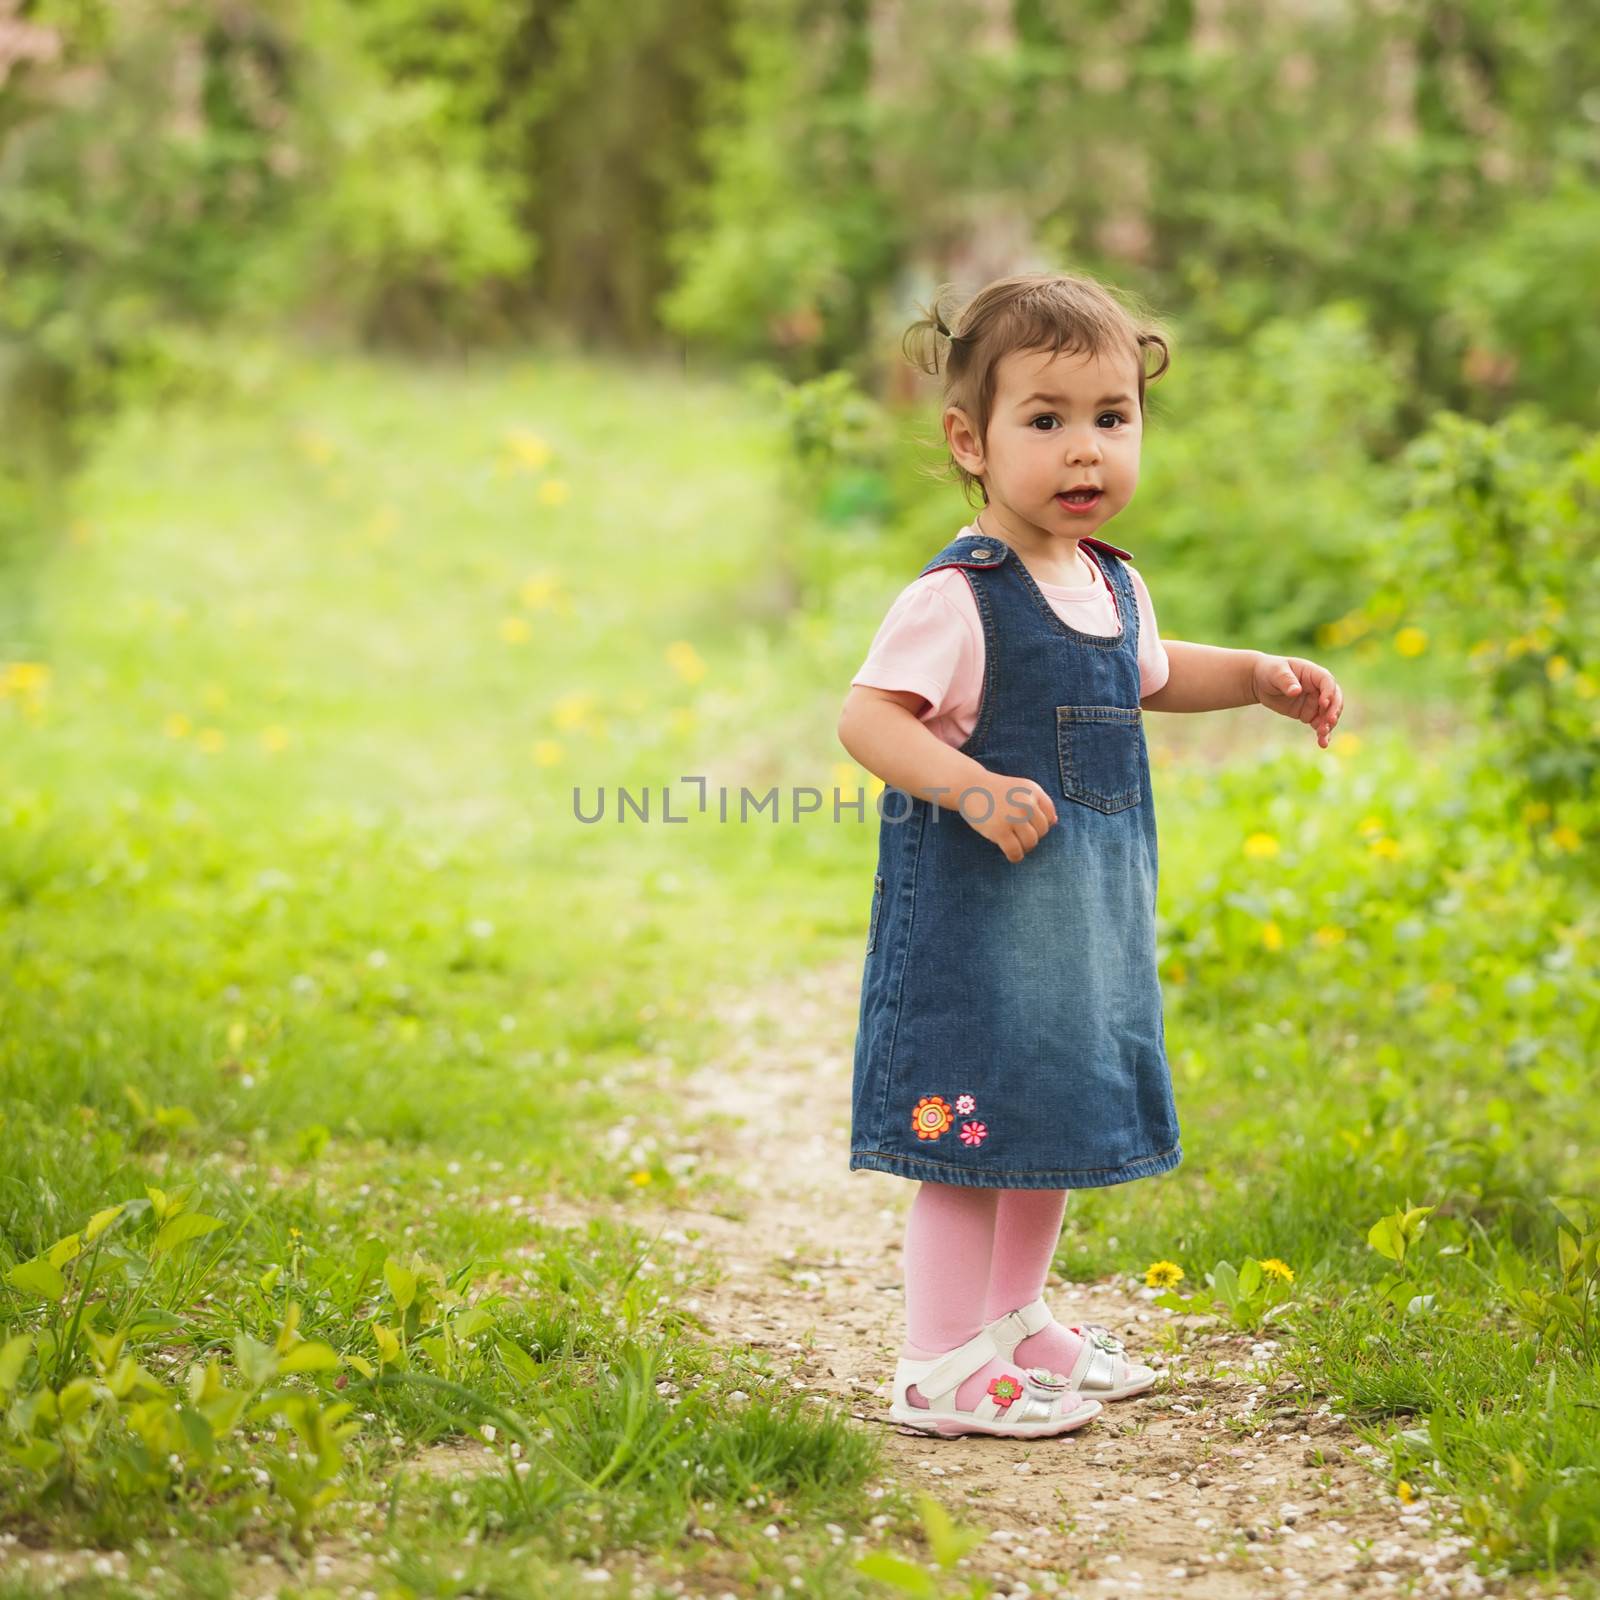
[902,270,1173,508]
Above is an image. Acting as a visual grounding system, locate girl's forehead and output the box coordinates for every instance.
[998,343,1139,399]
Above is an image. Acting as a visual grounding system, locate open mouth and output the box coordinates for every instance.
[1056,489,1103,512]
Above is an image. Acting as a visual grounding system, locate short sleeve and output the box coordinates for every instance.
[1128,565,1170,699]
[850,576,979,722]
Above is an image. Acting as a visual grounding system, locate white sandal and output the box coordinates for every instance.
[888,1324,1102,1439]
[986,1297,1157,1402]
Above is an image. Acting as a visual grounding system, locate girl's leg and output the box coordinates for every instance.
[982,1188,1088,1375]
[901,1181,1031,1411]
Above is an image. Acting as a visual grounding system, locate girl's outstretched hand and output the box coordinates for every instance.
[1252,654,1343,749]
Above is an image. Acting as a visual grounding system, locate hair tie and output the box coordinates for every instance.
[936,317,961,342]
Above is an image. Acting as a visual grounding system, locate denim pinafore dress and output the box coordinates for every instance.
[848,528,1181,1191]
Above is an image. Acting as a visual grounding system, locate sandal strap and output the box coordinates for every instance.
[1066,1325,1131,1391]
[987,1295,1052,1349]
[916,1327,1002,1400]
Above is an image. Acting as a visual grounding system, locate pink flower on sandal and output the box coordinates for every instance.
[987,1373,1023,1408]
[959,1121,988,1146]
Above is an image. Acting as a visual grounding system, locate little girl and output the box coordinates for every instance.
[837,270,1344,1439]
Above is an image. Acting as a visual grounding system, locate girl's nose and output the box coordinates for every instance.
[1065,431,1103,465]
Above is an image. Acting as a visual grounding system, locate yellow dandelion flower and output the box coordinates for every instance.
[1332,730,1362,758]
[1368,836,1401,859]
[1546,655,1570,682]
[197,728,226,753]
[868,774,886,800]
[1261,920,1283,951]
[1396,1480,1415,1504]
[1394,627,1428,657]
[553,692,595,731]
[288,1226,302,1240]
[163,712,192,739]
[532,740,563,766]
[296,431,335,466]
[1258,1258,1295,1283]
[1145,1260,1184,1289]
[504,429,551,469]
[1165,961,1188,985]
[1313,925,1346,947]
[1357,814,1386,837]
[3,662,50,694]
[1573,672,1597,700]
[1243,831,1279,859]
[520,573,561,610]
[629,1169,652,1186]
[1522,800,1552,825]
[538,479,570,506]
[1550,825,1581,852]
[260,726,291,753]
[665,640,706,683]
[500,616,531,644]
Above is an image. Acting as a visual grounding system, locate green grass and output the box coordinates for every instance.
[1,336,1597,1595]
[0,342,918,1596]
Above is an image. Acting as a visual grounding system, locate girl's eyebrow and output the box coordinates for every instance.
[1017,391,1133,408]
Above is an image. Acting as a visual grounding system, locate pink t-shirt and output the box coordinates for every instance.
[852,527,1170,749]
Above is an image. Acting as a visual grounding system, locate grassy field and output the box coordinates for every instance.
[1,343,1596,1597]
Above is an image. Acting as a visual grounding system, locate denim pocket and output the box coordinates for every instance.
[1056,705,1145,814]
[866,872,885,954]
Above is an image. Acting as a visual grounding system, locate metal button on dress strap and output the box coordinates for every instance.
[970,547,992,560]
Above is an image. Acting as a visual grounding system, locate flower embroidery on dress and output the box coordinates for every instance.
[911,1095,954,1141]
[954,1093,976,1115]
[987,1373,1023,1408]
[959,1121,988,1146]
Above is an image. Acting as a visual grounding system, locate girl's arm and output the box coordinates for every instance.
[838,686,990,805]
[1138,641,1259,712]
[837,686,1059,862]
[1142,641,1344,748]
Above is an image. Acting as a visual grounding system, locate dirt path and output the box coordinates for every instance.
[565,956,1509,1600]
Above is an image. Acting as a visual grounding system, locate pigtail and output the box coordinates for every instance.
[1137,328,1172,387]
[902,284,967,377]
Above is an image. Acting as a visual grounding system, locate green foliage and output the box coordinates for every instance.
[1153,1257,1295,1332]
[855,1492,989,1598]
[285,0,535,347]
[1129,301,1405,645]
[1370,408,1600,835]
[657,0,898,369]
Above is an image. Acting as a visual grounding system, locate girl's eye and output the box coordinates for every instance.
[1029,412,1127,430]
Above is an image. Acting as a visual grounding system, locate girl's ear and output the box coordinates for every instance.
[944,406,984,475]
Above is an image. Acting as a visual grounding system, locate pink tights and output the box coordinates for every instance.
[901,1181,1089,1412]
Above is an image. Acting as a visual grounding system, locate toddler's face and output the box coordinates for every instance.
[946,343,1143,545]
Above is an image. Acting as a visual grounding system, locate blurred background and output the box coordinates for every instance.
[1,0,1599,1587]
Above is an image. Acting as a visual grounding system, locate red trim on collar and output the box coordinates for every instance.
[1081,535,1133,561]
